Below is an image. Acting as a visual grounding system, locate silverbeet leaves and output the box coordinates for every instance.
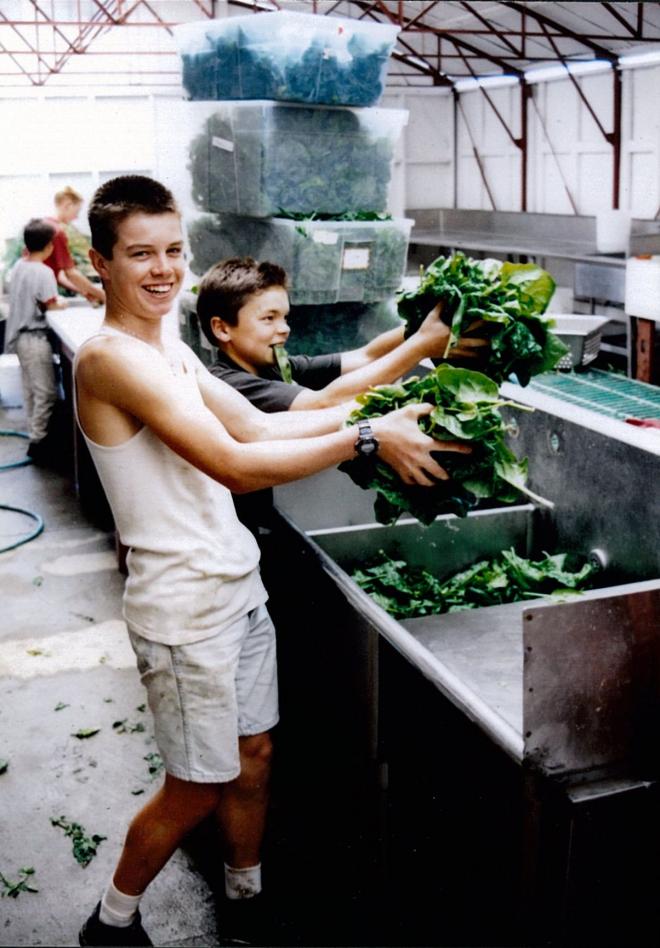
[352,549,597,620]
[398,253,567,386]
[339,365,534,525]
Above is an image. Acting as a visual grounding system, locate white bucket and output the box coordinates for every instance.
[0,353,24,408]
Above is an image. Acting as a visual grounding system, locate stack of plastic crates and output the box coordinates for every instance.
[173,10,409,362]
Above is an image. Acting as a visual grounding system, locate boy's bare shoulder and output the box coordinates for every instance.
[76,333,166,391]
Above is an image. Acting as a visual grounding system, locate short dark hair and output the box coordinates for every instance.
[197,257,288,346]
[88,175,179,259]
[24,218,56,253]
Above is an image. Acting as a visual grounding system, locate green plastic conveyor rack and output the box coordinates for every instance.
[529,368,660,421]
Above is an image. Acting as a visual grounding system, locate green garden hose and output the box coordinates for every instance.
[0,429,31,471]
[0,430,44,553]
[0,503,44,552]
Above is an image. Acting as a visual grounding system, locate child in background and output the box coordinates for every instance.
[4,218,67,463]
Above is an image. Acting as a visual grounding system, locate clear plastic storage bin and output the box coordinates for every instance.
[187,213,413,305]
[178,290,401,363]
[188,101,408,218]
[174,12,399,107]
[286,298,402,356]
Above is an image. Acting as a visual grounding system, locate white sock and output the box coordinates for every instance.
[98,879,143,928]
[224,863,261,900]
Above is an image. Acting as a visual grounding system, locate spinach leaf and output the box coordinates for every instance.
[51,817,107,868]
[0,867,38,898]
[273,345,293,384]
[398,253,566,385]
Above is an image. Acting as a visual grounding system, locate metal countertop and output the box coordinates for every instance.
[410,228,626,265]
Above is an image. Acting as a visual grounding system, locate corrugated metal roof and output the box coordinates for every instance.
[1,1,660,89]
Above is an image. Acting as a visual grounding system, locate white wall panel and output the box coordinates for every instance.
[578,152,612,214]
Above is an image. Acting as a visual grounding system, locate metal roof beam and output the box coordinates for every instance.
[499,1,618,63]
[601,1,637,38]
[459,0,521,58]
[450,37,522,149]
[348,0,523,78]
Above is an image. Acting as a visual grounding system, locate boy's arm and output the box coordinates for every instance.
[78,338,466,494]
[60,266,106,304]
[197,364,350,439]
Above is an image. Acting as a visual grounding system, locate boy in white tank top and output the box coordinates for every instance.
[75,175,471,948]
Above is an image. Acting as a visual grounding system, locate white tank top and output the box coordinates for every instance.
[73,328,266,646]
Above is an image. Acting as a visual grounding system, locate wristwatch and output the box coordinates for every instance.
[354,418,379,458]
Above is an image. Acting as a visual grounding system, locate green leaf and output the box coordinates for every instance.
[0,867,38,898]
[113,720,146,734]
[54,702,69,712]
[71,728,100,740]
[0,760,8,775]
[51,817,107,867]
[273,345,293,384]
[144,752,164,779]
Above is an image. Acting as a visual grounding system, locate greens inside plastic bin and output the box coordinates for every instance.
[188,104,404,217]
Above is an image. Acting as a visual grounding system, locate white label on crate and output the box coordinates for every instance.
[312,230,339,246]
[212,136,235,152]
[342,247,370,270]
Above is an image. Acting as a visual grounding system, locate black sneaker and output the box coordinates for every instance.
[78,902,152,947]
[216,892,288,947]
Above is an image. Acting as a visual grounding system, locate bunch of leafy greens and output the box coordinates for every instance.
[51,816,107,868]
[352,548,597,620]
[339,364,546,526]
[398,253,567,386]
[189,105,397,218]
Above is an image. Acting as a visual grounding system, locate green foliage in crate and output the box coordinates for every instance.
[186,214,409,305]
[285,300,401,356]
[188,106,398,217]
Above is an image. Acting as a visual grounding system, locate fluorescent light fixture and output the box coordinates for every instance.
[454,74,519,91]
[619,49,660,69]
[525,59,612,84]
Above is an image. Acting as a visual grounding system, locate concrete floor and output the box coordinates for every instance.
[0,405,219,948]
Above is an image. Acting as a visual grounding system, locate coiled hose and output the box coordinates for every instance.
[0,429,44,552]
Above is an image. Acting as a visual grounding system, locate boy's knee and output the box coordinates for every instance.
[239,732,273,769]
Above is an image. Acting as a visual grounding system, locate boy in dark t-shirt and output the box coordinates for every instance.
[197,256,488,533]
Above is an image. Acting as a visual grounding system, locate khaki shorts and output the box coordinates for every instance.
[128,604,279,783]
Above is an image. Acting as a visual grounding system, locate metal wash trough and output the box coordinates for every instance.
[270,382,660,946]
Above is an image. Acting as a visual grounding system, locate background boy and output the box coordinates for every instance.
[45,185,106,304]
[4,217,67,462]
[75,175,469,947]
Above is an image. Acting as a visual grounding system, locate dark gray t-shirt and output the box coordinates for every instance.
[208,350,342,533]
[208,350,342,412]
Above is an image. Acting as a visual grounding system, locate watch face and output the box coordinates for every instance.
[359,439,377,456]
